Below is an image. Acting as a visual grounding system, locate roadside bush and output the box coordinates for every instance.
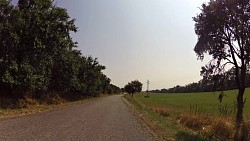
[0,96,39,109]
[0,98,17,109]
[18,97,38,108]
[39,92,65,105]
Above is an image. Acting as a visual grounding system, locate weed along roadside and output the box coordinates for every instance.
[0,95,109,119]
[123,90,250,141]
[123,94,208,141]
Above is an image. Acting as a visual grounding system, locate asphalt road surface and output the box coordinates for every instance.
[0,95,154,141]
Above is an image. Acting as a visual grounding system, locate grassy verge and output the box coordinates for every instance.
[0,95,107,119]
[123,94,210,141]
[125,88,250,140]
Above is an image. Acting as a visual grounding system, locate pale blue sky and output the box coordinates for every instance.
[12,0,209,90]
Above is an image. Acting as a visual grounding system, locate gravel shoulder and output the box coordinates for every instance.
[0,95,154,141]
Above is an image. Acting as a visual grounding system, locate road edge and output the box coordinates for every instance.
[122,95,167,141]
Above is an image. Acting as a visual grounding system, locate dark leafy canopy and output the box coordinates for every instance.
[124,84,134,94]
[194,0,250,76]
[0,0,77,93]
[124,80,143,97]
[107,84,121,94]
[0,0,117,99]
[193,0,250,138]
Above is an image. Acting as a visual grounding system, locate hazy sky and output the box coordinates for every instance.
[13,0,210,90]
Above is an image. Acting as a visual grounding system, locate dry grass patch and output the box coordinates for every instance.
[180,114,235,140]
[0,95,100,119]
[207,118,234,140]
[179,114,212,131]
[151,107,171,117]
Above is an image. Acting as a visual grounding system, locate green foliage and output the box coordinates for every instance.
[193,0,250,129]
[124,83,134,94]
[107,84,121,94]
[124,80,143,96]
[0,0,116,100]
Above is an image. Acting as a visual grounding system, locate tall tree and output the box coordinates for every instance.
[0,0,78,97]
[193,0,250,140]
[0,0,16,97]
[0,0,116,101]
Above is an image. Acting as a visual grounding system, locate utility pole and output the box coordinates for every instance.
[146,80,150,97]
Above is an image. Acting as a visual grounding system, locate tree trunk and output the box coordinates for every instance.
[236,88,244,124]
[234,87,245,141]
[234,66,247,141]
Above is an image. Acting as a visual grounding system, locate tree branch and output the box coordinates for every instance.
[223,26,242,59]
[223,57,235,66]
[229,43,239,69]
[221,61,234,70]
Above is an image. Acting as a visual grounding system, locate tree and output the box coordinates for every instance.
[0,0,78,98]
[50,50,82,93]
[0,0,18,97]
[121,88,125,93]
[82,56,106,96]
[124,80,143,97]
[193,0,250,140]
[107,84,121,94]
[0,0,114,100]
[124,83,134,96]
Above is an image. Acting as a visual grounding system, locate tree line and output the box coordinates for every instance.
[151,68,250,93]
[0,0,120,101]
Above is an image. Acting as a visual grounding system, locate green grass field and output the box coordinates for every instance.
[125,88,250,140]
[134,88,250,117]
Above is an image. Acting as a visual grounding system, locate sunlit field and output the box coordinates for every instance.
[134,88,250,117]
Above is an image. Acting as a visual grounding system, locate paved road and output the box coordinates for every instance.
[0,95,154,141]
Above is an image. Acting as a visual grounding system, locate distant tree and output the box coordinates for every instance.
[193,0,250,140]
[100,74,111,94]
[121,88,125,93]
[131,80,143,93]
[124,83,134,96]
[107,84,121,94]
[124,80,143,97]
